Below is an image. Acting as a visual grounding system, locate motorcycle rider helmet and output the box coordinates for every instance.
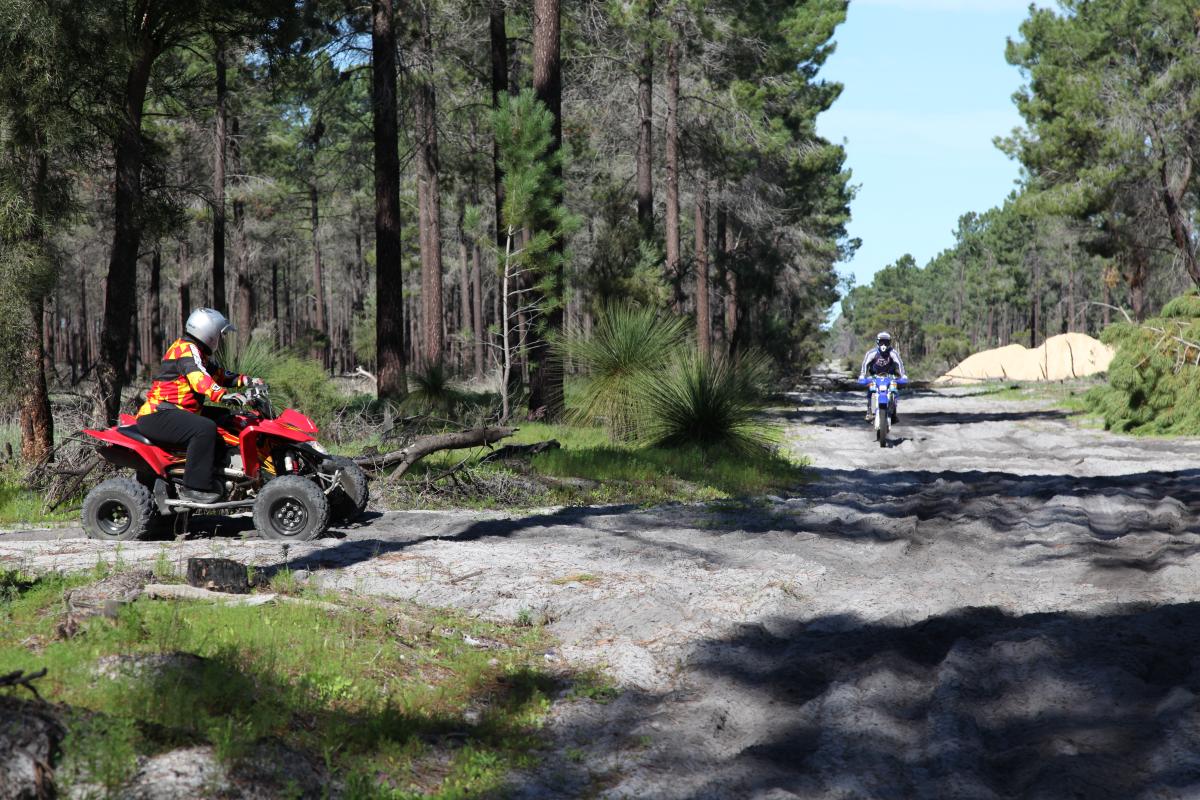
[876,331,892,353]
[185,307,236,352]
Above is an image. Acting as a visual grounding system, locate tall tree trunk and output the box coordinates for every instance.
[695,177,710,356]
[1029,249,1042,348]
[20,152,54,462]
[458,201,472,375]
[664,38,681,309]
[472,241,484,378]
[97,37,157,424]
[414,5,444,369]
[724,216,739,355]
[309,183,327,365]
[211,39,228,316]
[1128,248,1149,321]
[149,246,162,357]
[230,116,253,343]
[373,0,407,399]
[490,0,509,258]
[20,298,53,463]
[636,6,655,236]
[528,0,564,418]
[179,244,191,331]
[1160,157,1200,286]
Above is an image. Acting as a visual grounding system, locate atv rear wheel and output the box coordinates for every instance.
[82,478,155,542]
[323,456,369,525]
[253,475,330,542]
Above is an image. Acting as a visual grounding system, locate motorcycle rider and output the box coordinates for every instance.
[859,331,907,422]
[134,308,262,504]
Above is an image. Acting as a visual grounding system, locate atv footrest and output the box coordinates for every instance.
[165,499,254,511]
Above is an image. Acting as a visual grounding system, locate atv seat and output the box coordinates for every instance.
[117,425,154,446]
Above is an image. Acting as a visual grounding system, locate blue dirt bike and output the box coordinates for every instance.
[858,376,908,447]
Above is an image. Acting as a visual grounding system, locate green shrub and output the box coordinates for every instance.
[1089,291,1200,435]
[633,348,774,454]
[561,303,687,440]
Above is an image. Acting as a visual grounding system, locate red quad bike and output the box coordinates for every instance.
[79,385,368,542]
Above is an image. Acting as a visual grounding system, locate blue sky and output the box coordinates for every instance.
[817,0,1039,292]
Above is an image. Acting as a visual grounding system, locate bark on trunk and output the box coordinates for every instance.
[149,247,162,357]
[230,116,253,341]
[1160,157,1200,286]
[20,299,53,463]
[664,38,681,310]
[415,5,444,369]
[458,202,472,374]
[490,0,509,257]
[374,0,406,398]
[309,183,327,364]
[1128,249,1149,322]
[528,0,564,419]
[695,177,710,356]
[636,9,655,237]
[724,216,739,355]
[472,241,484,378]
[98,37,157,424]
[211,39,228,316]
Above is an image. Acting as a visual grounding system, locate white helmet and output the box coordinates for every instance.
[185,307,236,351]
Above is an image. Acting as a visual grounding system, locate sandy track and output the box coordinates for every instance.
[5,387,1200,798]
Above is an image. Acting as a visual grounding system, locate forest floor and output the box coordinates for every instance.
[6,381,1200,798]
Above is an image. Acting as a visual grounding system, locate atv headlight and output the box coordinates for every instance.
[308,442,328,456]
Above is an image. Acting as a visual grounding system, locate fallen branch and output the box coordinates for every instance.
[479,439,561,463]
[353,426,518,477]
[0,668,48,699]
[142,583,346,612]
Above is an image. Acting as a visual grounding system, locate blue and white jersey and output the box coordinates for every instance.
[859,347,907,379]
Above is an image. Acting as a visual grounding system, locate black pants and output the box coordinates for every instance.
[136,407,231,490]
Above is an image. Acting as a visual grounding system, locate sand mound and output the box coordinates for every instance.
[937,332,1114,384]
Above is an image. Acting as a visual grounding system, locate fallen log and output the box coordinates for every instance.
[142,583,345,613]
[479,439,561,463]
[353,425,518,477]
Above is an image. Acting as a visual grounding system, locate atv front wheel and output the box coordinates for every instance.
[253,475,330,542]
[82,478,155,542]
[323,456,369,525]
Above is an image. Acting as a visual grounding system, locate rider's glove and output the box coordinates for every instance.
[243,376,265,386]
[225,392,248,405]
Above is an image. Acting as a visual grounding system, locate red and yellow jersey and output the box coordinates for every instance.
[136,337,247,417]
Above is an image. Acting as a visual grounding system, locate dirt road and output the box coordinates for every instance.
[6,387,1200,798]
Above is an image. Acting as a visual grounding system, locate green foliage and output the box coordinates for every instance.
[562,303,688,439]
[0,572,559,797]
[1088,292,1200,435]
[634,349,774,455]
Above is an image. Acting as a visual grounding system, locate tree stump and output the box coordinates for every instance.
[185,558,251,594]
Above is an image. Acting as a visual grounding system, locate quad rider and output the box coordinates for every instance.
[134,308,263,504]
[859,331,907,422]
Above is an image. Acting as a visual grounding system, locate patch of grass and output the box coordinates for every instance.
[0,569,562,798]
[385,420,808,510]
[0,473,79,528]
